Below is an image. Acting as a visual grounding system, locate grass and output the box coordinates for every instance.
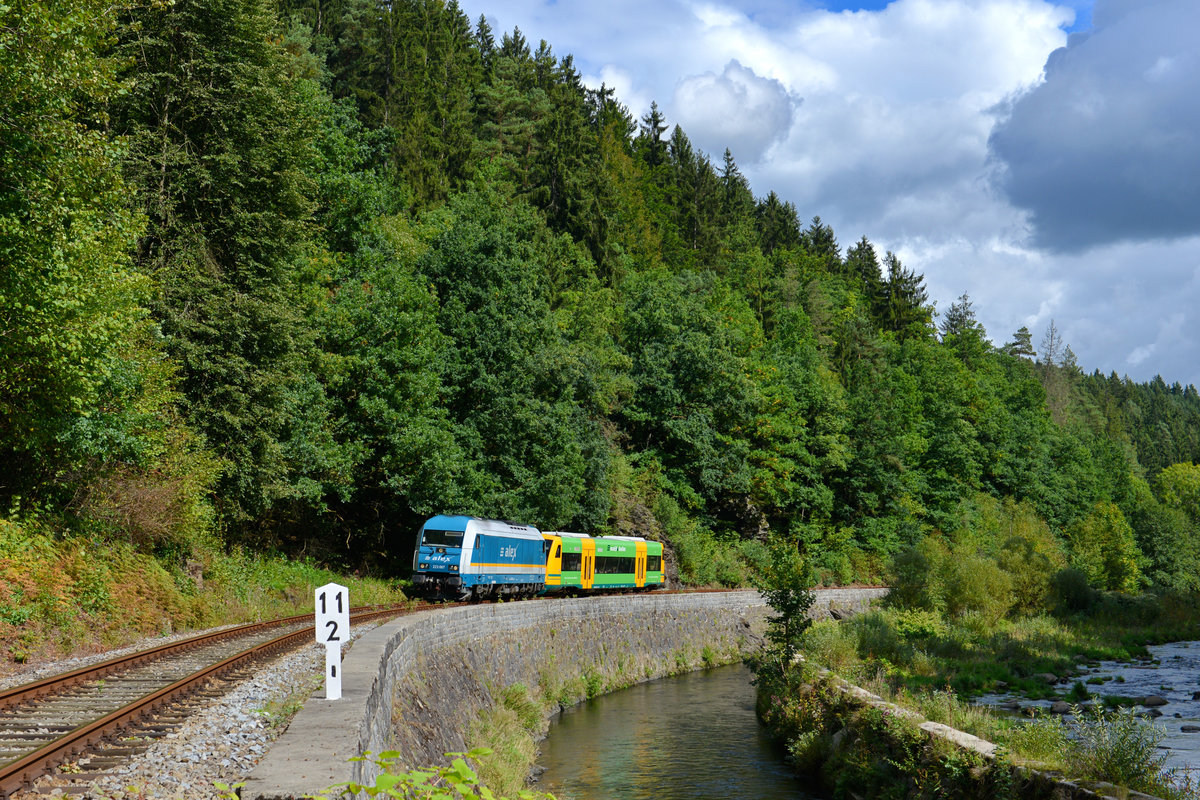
[779,592,1200,799]
[0,518,408,671]
[255,673,324,730]
[763,662,1197,800]
[466,684,546,797]
[796,598,1200,702]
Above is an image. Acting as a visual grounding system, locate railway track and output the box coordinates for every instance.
[0,590,722,796]
[0,604,419,798]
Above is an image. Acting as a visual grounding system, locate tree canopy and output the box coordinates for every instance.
[2,0,1198,590]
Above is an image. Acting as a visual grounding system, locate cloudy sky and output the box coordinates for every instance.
[459,0,1200,388]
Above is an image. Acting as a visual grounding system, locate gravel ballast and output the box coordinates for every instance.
[9,624,382,800]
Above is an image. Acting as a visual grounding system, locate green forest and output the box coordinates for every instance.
[4,0,1200,595]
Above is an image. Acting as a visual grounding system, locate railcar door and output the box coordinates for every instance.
[543,535,562,589]
[635,540,647,588]
[581,538,595,590]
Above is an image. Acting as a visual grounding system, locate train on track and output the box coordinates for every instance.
[411,515,665,601]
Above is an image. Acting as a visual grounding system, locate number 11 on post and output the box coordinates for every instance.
[315,582,350,700]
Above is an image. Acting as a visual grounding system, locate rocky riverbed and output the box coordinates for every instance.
[977,640,1200,775]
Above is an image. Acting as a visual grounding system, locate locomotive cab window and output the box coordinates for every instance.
[647,555,662,572]
[421,529,464,546]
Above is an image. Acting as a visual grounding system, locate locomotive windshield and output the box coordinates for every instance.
[421,529,464,546]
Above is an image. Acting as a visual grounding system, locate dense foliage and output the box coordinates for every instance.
[3,0,1200,590]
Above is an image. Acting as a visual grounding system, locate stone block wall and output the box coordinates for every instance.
[244,588,887,799]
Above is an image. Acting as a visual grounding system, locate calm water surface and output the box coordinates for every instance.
[536,664,825,800]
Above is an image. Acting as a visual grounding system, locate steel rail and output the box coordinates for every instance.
[0,614,315,712]
[0,604,409,798]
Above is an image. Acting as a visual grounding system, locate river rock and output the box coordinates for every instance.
[1191,691,1200,700]
[1034,673,1059,685]
[1141,695,1169,707]
[1000,699,1021,711]
[1050,701,1072,714]
[994,681,1008,691]
[1181,725,1200,733]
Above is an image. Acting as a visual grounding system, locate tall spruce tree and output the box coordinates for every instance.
[113,0,332,534]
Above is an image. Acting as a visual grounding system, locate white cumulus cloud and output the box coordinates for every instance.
[673,60,800,163]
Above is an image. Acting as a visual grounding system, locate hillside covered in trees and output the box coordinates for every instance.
[4,0,1200,594]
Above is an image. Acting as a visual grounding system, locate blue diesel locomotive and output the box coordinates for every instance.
[411,515,549,600]
[411,515,665,600]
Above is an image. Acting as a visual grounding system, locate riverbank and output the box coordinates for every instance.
[753,592,1200,799]
[756,661,1188,800]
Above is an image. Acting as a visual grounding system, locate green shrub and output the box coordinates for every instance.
[801,619,860,673]
[889,608,946,639]
[995,507,1067,615]
[1067,706,1170,795]
[319,749,556,799]
[943,550,1013,625]
[1066,503,1142,593]
[852,611,907,663]
[888,536,949,614]
[1052,568,1098,613]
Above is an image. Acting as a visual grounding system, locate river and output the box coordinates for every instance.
[535,663,825,800]
[977,640,1200,774]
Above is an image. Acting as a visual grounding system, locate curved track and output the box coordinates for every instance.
[0,605,417,798]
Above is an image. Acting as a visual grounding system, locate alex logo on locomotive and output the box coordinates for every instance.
[410,515,665,601]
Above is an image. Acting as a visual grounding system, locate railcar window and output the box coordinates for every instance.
[422,529,464,546]
[596,556,636,574]
[561,552,582,571]
[647,555,662,572]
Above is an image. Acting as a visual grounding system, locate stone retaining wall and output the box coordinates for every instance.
[243,588,887,799]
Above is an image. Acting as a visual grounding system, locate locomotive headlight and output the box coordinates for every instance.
[437,547,446,554]
[450,565,459,572]
[419,562,429,570]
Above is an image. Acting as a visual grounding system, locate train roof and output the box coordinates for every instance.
[421,516,542,538]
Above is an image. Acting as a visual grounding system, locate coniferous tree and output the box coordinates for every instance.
[802,215,840,269]
[756,191,801,255]
[1003,327,1037,358]
[114,0,333,534]
[879,251,931,337]
[844,235,883,302]
[719,148,756,224]
[637,101,669,169]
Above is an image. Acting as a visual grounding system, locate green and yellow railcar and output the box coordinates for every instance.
[541,532,663,593]
[542,531,594,592]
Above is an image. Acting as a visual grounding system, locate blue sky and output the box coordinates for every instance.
[461,0,1199,388]
[824,0,1094,28]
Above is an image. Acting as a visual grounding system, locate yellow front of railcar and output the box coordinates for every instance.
[543,534,563,589]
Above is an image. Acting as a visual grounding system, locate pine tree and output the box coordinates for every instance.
[1003,326,1037,358]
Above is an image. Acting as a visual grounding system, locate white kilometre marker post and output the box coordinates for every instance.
[315,582,350,700]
